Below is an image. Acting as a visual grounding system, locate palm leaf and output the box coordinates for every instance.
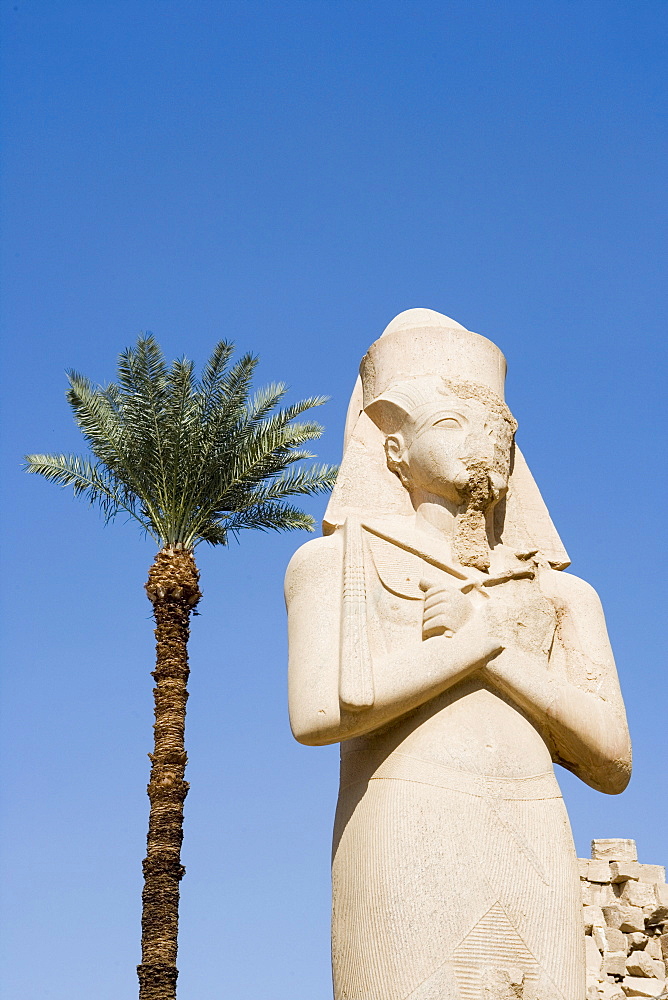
[26,335,338,551]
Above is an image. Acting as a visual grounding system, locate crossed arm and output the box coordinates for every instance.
[286,536,631,794]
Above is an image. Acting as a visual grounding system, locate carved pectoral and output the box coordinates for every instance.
[339,519,485,710]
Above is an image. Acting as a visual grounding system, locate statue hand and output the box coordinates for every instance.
[419,578,473,640]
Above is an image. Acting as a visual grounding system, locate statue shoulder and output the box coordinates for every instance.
[284,532,343,604]
[541,566,603,610]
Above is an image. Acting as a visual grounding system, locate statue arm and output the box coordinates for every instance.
[285,535,503,746]
[482,571,631,794]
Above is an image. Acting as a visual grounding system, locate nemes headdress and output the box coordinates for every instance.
[324,308,569,569]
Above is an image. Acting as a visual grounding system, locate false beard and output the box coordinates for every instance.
[453,461,496,572]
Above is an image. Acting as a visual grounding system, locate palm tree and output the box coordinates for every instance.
[25,335,337,1000]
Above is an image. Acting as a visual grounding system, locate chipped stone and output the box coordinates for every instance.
[602,951,628,977]
[621,978,667,997]
[626,950,661,977]
[588,860,614,883]
[602,927,628,953]
[593,840,638,863]
[620,907,649,933]
[611,862,642,883]
[660,933,668,963]
[600,985,626,1000]
[583,881,617,906]
[628,931,650,950]
[586,934,603,974]
[638,865,667,885]
[646,905,668,928]
[584,905,607,932]
[622,881,661,909]
[645,937,663,960]
[652,958,666,980]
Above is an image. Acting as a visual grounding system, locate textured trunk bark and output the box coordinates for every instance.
[138,548,201,1000]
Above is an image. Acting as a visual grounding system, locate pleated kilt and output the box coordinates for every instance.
[332,752,585,1000]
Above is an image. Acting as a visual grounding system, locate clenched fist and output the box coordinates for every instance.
[419,578,474,640]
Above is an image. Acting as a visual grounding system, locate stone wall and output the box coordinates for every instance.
[580,839,668,999]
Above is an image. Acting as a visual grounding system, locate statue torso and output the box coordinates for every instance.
[340,517,559,783]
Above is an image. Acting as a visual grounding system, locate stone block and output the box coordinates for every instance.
[622,881,661,909]
[620,907,649,933]
[626,950,661,977]
[593,839,638,863]
[602,927,628,953]
[602,951,627,977]
[579,857,592,879]
[603,905,625,929]
[588,860,613,883]
[584,905,606,932]
[638,865,667,885]
[586,934,603,974]
[646,905,668,928]
[628,931,649,950]
[583,881,617,906]
[656,885,668,907]
[600,985,626,1000]
[622,979,667,997]
[651,958,666,980]
[660,933,668,962]
[646,937,663,960]
[611,862,642,883]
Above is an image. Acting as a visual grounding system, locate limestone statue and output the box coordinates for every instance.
[285,309,631,1000]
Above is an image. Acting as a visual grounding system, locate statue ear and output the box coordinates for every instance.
[365,397,409,434]
[385,433,405,465]
[384,432,411,488]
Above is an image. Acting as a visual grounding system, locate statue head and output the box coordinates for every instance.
[323,309,570,572]
[366,376,517,570]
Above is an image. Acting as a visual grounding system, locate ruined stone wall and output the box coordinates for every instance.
[580,839,668,999]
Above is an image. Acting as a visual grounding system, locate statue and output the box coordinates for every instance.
[285,309,631,1000]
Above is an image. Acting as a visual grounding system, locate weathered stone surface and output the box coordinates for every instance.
[612,862,642,883]
[638,865,667,885]
[626,951,661,977]
[588,860,614,883]
[584,905,607,931]
[600,984,626,1000]
[646,905,668,927]
[622,978,666,997]
[656,884,668,907]
[579,857,592,879]
[652,959,666,980]
[603,951,628,977]
[586,935,603,974]
[601,926,628,953]
[622,881,662,909]
[628,931,650,950]
[660,933,668,963]
[286,309,633,1000]
[593,840,639,864]
[584,881,618,906]
[620,907,649,933]
[645,937,663,961]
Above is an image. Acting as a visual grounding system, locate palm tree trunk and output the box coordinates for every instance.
[138,548,201,1000]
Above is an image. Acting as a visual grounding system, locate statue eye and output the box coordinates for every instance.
[434,416,461,429]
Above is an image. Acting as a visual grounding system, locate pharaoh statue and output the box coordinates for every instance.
[285,309,631,1000]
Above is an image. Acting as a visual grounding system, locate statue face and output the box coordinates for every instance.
[386,396,512,506]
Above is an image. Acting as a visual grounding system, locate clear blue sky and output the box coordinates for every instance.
[1,2,666,998]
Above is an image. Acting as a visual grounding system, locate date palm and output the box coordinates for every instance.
[25,335,337,1000]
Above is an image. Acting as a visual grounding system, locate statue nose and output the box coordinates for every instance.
[464,430,494,464]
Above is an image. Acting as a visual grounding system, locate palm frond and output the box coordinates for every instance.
[27,335,337,550]
[24,453,158,538]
